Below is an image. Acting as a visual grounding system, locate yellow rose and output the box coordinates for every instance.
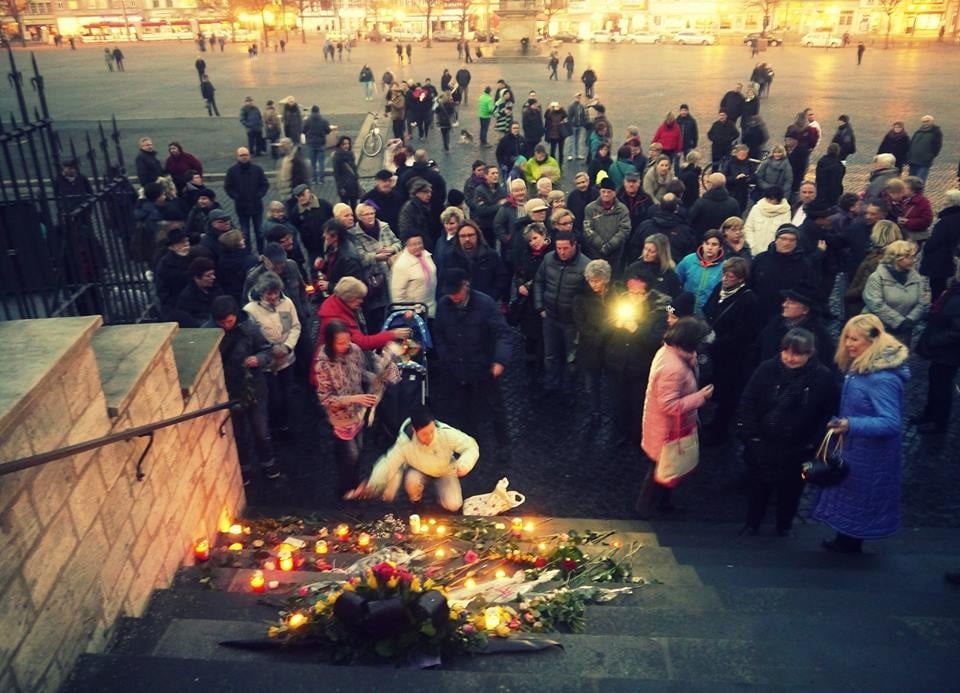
[495,625,511,638]
[367,574,379,590]
[342,582,356,592]
[424,578,436,590]
[387,576,399,589]
[327,592,341,604]
[410,577,421,592]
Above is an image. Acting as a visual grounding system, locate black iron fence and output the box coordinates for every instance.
[0,47,156,324]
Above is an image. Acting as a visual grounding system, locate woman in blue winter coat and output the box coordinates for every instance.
[675,230,725,312]
[812,314,909,553]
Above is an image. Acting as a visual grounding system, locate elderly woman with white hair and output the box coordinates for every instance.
[573,258,613,427]
[390,230,438,317]
[347,201,401,327]
[862,239,930,344]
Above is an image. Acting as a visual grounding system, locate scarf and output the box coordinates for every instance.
[414,252,435,294]
[718,284,743,303]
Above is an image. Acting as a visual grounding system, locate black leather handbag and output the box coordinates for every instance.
[802,429,849,487]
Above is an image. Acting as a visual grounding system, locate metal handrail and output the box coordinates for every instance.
[0,399,238,480]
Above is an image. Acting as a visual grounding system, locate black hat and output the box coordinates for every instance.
[775,223,799,238]
[669,291,696,318]
[211,295,239,321]
[408,177,432,194]
[262,242,287,263]
[440,267,469,295]
[598,177,616,191]
[679,103,689,110]
[780,287,817,308]
[627,265,656,286]
[143,182,166,201]
[805,200,835,219]
[374,169,394,181]
[291,183,310,197]
[624,171,641,182]
[165,227,188,246]
[838,114,850,123]
[447,189,466,208]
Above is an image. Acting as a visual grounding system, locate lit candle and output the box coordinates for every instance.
[436,525,447,536]
[538,542,547,552]
[511,518,523,538]
[250,570,266,593]
[335,524,350,540]
[278,550,294,572]
[420,524,430,534]
[228,542,243,551]
[494,522,506,530]
[523,521,535,533]
[358,533,371,548]
[194,539,210,562]
[228,523,243,535]
[263,560,276,571]
[288,613,306,629]
[435,548,446,559]
[428,518,436,525]
[464,577,477,589]
[409,514,421,534]
[495,568,506,579]
[612,540,622,548]
[314,540,328,555]
[484,607,501,630]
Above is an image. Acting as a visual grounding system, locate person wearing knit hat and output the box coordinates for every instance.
[216,229,257,304]
[750,223,819,322]
[598,177,617,191]
[582,174,631,273]
[174,256,224,327]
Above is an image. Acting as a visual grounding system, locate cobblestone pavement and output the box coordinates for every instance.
[4,40,958,526]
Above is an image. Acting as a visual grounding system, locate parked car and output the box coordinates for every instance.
[673,30,716,45]
[743,32,783,47]
[590,31,619,44]
[551,31,583,43]
[625,31,663,44]
[432,29,474,42]
[801,31,842,47]
[387,30,424,42]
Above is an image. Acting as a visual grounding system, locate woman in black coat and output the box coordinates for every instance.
[513,224,551,385]
[573,258,613,427]
[914,280,960,434]
[814,143,846,206]
[876,121,910,171]
[702,257,761,443]
[332,136,361,208]
[737,327,838,535]
[918,197,960,300]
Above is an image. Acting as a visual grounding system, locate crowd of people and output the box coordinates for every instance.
[111,60,960,556]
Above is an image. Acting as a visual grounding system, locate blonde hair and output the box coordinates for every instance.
[882,239,917,264]
[546,190,566,206]
[440,206,465,224]
[333,276,368,301]
[642,233,676,272]
[721,216,744,231]
[870,220,902,248]
[684,150,702,167]
[835,314,903,373]
[885,178,907,194]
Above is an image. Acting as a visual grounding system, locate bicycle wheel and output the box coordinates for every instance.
[362,129,383,158]
[701,162,717,189]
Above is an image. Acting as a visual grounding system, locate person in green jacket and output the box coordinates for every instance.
[477,86,495,147]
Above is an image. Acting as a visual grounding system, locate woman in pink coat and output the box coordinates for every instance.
[636,317,714,518]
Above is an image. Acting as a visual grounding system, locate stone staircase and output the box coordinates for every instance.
[62,517,960,691]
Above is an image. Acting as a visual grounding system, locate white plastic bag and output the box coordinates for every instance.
[462,477,525,516]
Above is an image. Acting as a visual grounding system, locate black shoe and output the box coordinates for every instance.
[821,538,862,554]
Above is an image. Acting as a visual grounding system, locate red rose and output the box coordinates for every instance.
[534,557,547,568]
[562,558,577,572]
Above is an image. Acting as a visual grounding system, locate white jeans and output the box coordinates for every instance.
[385,468,463,511]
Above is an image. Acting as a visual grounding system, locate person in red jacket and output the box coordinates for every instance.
[652,112,684,165]
[163,142,204,194]
[898,176,934,244]
[311,276,411,386]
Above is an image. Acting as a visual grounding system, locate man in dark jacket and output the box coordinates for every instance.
[135,137,162,187]
[397,149,447,239]
[287,183,334,267]
[636,193,696,262]
[444,220,508,301]
[53,159,94,217]
[831,115,856,163]
[533,231,589,395]
[434,268,513,451]
[176,256,225,327]
[689,172,741,241]
[495,121,526,173]
[216,229,258,305]
[302,105,332,185]
[521,93,544,154]
[707,111,739,166]
[210,295,279,481]
[907,115,943,183]
[919,191,960,299]
[719,84,745,125]
[815,143,846,206]
[470,165,508,247]
[582,178,632,275]
[750,225,819,323]
[224,147,269,251]
[198,208,234,263]
[617,171,654,263]
[239,96,265,156]
[676,104,699,156]
[155,228,193,320]
[756,287,836,371]
[566,172,598,237]
[398,177,437,249]
[362,169,404,232]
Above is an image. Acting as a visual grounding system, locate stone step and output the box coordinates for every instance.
[63,653,748,693]
[170,328,225,400]
[139,617,958,688]
[91,323,180,418]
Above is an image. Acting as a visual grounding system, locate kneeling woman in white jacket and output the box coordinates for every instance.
[389,231,438,317]
[244,271,301,432]
[347,406,479,512]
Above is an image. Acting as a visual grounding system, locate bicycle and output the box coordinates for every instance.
[701,147,768,189]
[360,111,385,159]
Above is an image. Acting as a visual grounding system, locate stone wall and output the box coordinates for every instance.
[0,317,245,692]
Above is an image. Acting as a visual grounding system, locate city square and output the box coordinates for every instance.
[2,26,960,693]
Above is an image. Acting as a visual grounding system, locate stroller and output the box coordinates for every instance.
[377,302,432,436]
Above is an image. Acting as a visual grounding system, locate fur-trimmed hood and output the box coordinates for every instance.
[854,339,910,376]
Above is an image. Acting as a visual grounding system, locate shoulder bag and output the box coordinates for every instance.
[801,429,849,486]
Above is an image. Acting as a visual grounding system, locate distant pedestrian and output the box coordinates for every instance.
[279,39,286,52]
[405,43,413,63]
[68,36,76,50]
[112,47,124,71]
[455,67,471,104]
[396,43,403,63]
[457,39,464,61]
[336,41,343,62]
[547,54,559,80]
[104,48,113,72]
[465,41,473,63]
[581,67,597,98]
[194,56,206,83]
[240,96,266,156]
[563,53,574,80]
[358,64,375,101]
[219,36,225,51]
[200,74,220,116]
[857,41,865,65]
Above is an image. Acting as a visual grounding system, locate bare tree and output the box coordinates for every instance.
[241,0,274,46]
[293,0,313,42]
[744,0,779,33]
[875,0,903,48]
[1,0,29,46]
[447,0,475,39]
[196,0,244,40]
[542,0,568,37]
[421,0,440,46]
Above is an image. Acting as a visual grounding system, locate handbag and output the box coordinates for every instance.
[560,121,574,139]
[654,418,699,487]
[462,478,525,516]
[801,429,849,486]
